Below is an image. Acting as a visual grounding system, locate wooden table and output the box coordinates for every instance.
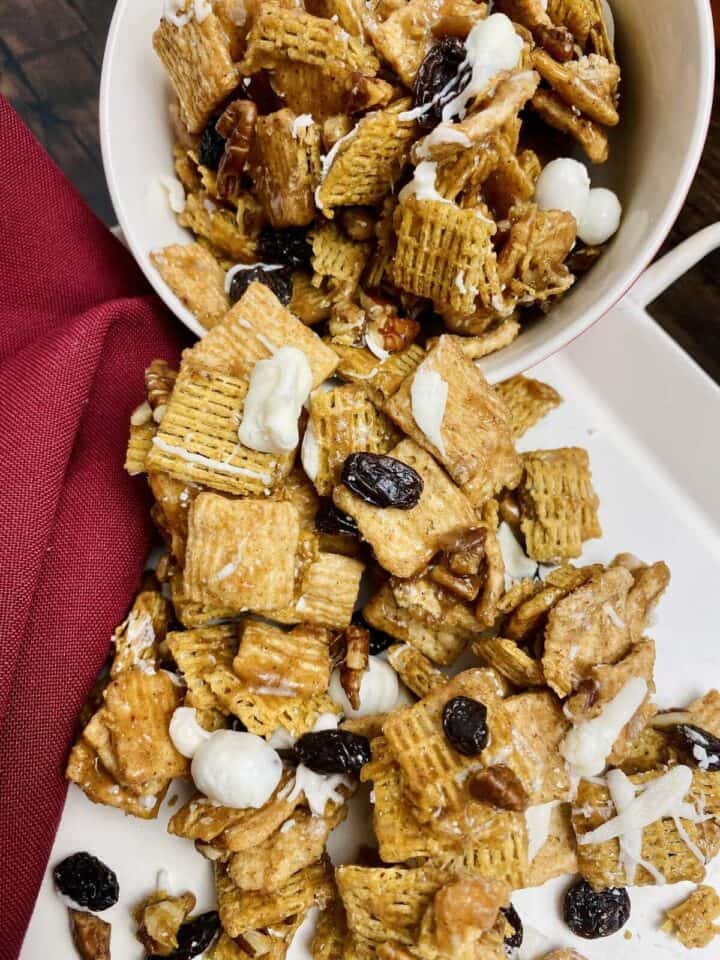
[2,0,719,381]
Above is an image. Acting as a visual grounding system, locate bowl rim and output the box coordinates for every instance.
[99,0,716,380]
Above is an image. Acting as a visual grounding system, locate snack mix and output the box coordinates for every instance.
[56,1,720,958]
[150,0,623,357]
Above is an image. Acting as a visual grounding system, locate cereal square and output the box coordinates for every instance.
[183,494,300,611]
[333,438,477,578]
[384,336,522,504]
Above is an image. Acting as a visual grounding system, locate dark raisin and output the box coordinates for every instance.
[668,724,720,771]
[53,852,119,911]
[258,226,313,271]
[198,118,226,170]
[147,911,221,960]
[501,904,523,953]
[227,715,248,732]
[229,264,293,305]
[315,500,359,537]
[367,628,395,655]
[294,729,371,774]
[442,696,488,756]
[350,614,394,655]
[341,453,423,509]
[564,880,630,939]
[413,38,470,129]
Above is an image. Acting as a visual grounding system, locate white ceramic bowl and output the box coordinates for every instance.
[100,0,715,382]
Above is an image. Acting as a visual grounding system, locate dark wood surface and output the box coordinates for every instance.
[2,0,719,381]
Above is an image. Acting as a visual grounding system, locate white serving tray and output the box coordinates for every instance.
[22,227,720,959]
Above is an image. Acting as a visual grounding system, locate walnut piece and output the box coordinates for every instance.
[69,909,111,960]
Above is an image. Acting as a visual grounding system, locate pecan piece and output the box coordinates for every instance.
[534,23,575,62]
[216,100,258,201]
[69,909,111,960]
[340,624,370,710]
[469,764,530,811]
[145,359,177,423]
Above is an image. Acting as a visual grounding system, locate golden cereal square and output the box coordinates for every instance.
[233,621,331,697]
[66,740,166,820]
[184,281,339,387]
[110,580,170,678]
[227,804,347,892]
[270,61,349,122]
[391,198,501,315]
[166,625,238,714]
[310,222,370,288]
[168,770,302,850]
[542,566,633,697]
[370,0,486,85]
[316,102,417,213]
[267,551,365,630]
[334,438,476,579]
[125,421,155,476]
[386,644,447,699]
[382,669,521,820]
[384,336,522,504]
[572,770,720,889]
[241,4,379,77]
[252,109,321,228]
[494,375,563,439]
[519,447,601,562]
[177,192,258,263]
[206,665,339,737]
[361,737,444,863]
[153,13,241,133]
[102,669,189,786]
[145,366,292,496]
[216,857,334,937]
[184,494,300,611]
[308,384,399,496]
[150,243,229,330]
[336,865,442,947]
[363,577,478,665]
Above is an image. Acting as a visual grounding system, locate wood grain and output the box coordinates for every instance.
[0,0,718,380]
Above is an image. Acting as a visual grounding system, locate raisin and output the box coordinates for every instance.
[442,696,488,756]
[315,500,359,537]
[229,264,293,305]
[258,226,313,271]
[668,724,720,771]
[564,880,630,939]
[294,729,371,774]
[341,453,423,509]
[198,118,226,170]
[367,628,394,656]
[147,911,221,960]
[53,852,119,911]
[413,38,470,129]
[501,904,523,953]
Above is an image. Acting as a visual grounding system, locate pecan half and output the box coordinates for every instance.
[469,764,530,811]
[216,100,258,201]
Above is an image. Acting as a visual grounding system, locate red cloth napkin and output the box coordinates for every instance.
[0,97,187,958]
